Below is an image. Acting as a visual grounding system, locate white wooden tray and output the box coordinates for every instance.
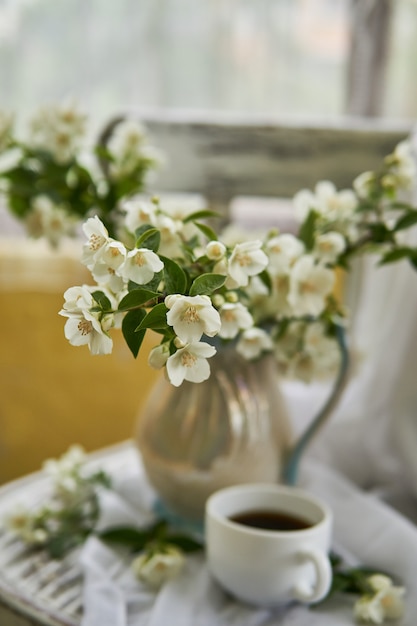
[0,442,133,626]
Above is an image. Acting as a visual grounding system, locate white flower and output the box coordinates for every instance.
[354,594,385,624]
[293,188,317,223]
[5,506,48,545]
[275,322,341,382]
[313,231,346,264]
[118,248,164,284]
[60,286,114,355]
[353,574,405,624]
[236,327,273,360]
[266,234,304,274]
[206,240,226,261]
[89,240,127,290]
[387,140,416,190]
[154,214,183,258]
[354,588,405,624]
[155,193,206,240]
[211,293,225,307]
[28,101,86,163]
[353,171,375,199]
[288,255,335,317]
[82,216,111,269]
[42,445,87,496]
[5,506,37,541]
[25,195,77,247]
[213,258,229,278]
[166,341,217,386]
[132,545,185,589]
[60,285,96,315]
[378,586,406,621]
[107,119,158,180]
[218,302,253,339]
[228,240,269,287]
[367,575,394,593]
[148,344,170,369]
[43,445,86,478]
[316,181,358,220]
[123,199,157,234]
[165,294,221,343]
[62,313,113,355]
[294,181,357,225]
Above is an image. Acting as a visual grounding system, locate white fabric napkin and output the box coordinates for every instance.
[80,450,416,626]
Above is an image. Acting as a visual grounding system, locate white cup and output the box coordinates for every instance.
[205,483,333,607]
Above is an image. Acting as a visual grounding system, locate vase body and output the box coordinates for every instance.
[135,345,293,521]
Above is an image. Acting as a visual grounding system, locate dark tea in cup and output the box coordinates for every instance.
[229,508,312,531]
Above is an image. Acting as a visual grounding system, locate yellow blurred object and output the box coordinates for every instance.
[0,238,159,484]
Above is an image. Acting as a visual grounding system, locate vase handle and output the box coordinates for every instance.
[282,324,350,486]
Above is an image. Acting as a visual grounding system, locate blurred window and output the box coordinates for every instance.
[0,0,415,126]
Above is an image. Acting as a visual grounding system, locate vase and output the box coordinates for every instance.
[135,330,349,522]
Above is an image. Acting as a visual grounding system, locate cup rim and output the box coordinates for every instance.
[205,483,332,536]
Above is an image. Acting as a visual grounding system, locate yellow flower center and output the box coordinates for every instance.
[181,351,197,368]
[300,280,317,294]
[181,306,200,323]
[236,252,252,267]
[56,132,71,147]
[222,310,236,322]
[134,252,146,266]
[319,241,333,252]
[78,319,93,336]
[89,233,104,251]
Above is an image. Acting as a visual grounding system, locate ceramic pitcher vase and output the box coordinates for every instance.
[135,331,348,522]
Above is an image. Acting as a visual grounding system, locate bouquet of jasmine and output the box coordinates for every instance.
[0,103,160,246]
[59,139,417,386]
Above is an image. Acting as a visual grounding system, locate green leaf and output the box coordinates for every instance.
[189,273,226,296]
[99,523,203,554]
[134,224,154,238]
[92,291,112,311]
[367,222,393,243]
[136,302,168,331]
[194,221,218,242]
[46,534,78,559]
[99,526,155,549]
[379,247,416,266]
[165,534,203,553]
[389,201,415,211]
[136,227,161,252]
[160,255,188,294]
[394,211,417,232]
[122,309,146,357]
[118,289,160,311]
[89,470,112,489]
[128,269,164,293]
[182,210,221,223]
[257,269,272,294]
[298,210,318,250]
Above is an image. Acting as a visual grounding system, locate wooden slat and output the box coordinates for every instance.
[0,442,136,626]
[101,110,412,210]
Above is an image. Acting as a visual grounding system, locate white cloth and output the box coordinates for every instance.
[80,448,416,626]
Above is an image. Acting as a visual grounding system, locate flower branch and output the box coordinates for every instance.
[0,103,161,244]
[55,136,417,386]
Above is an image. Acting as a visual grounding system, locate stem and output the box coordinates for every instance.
[282,324,350,485]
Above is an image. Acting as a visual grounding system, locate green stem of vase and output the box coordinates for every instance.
[282,324,350,486]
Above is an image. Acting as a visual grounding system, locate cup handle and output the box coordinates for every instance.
[292,547,332,604]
